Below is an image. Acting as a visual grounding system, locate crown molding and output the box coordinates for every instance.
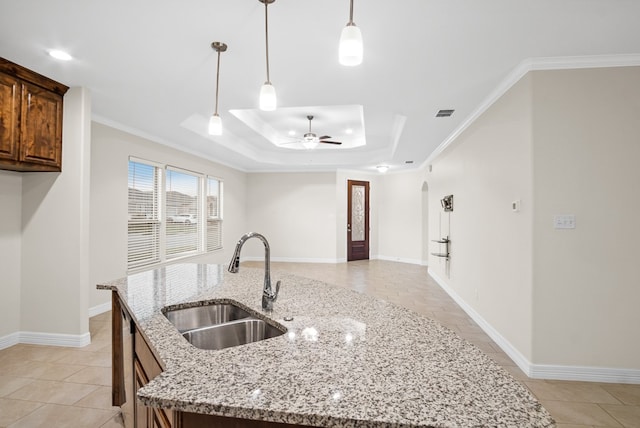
[422,54,640,169]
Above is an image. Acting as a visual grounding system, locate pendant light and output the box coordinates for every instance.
[339,0,363,66]
[259,0,277,111]
[208,41,227,136]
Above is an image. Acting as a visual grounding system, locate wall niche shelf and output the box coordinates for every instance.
[431,236,450,260]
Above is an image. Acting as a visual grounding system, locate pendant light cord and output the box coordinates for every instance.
[264,1,271,84]
[214,49,221,115]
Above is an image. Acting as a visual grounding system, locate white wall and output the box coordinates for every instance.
[428,74,535,362]
[421,181,429,265]
[428,66,640,380]
[89,122,249,310]
[241,169,427,266]
[531,67,640,370]
[377,170,425,265]
[245,172,337,262]
[20,87,92,340]
[0,171,22,340]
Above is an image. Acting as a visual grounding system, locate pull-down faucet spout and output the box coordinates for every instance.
[227,232,280,311]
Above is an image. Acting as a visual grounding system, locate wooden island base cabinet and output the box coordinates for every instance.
[111,292,312,428]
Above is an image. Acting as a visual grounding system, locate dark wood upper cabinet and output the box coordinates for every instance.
[0,57,68,172]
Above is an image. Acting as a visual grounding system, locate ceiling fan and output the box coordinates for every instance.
[288,115,342,149]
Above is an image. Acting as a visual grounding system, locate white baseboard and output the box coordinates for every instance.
[88,301,112,317]
[243,256,342,264]
[0,332,19,350]
[529,364,640,385]
[375,255,425,265]
[20,331,91,348]
[428,270,533,373]
[428,269,640,385]
[243,256,427,265]
[0,331,92,350]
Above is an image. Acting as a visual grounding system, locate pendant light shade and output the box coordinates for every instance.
[339,25,363,66]
[259,0,277,111]
[209,41,227,136]
[208,114,222,135]
[259,82,277,111]
[339,0,363,66]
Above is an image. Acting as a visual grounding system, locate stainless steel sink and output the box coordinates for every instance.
[162,301,286,350]
[163,303,252,333]
[182,318,285,350]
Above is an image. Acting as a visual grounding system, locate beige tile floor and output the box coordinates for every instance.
[0,260,638,427]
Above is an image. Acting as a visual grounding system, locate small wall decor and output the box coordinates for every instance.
[441,195,453,212]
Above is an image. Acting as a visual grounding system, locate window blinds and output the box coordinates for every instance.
[165,168,199,258]
[207,177,222,252]
[127,160,224,271]
[127,161,161,269]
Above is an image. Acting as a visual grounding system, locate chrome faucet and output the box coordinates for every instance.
[228,232,281,311]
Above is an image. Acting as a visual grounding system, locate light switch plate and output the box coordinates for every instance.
[554,215,576,229]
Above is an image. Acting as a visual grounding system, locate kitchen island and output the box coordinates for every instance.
[98,263,554,427]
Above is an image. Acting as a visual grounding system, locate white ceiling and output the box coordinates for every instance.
[2,0,640,173]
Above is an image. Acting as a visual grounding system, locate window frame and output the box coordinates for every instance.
[127,157,223,273]
[205,176,223,253]
[165,166,202,260]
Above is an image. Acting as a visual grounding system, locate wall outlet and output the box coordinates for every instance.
[554,214,576,229]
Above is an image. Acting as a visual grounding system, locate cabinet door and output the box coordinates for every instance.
[134,360,152,428]
[19,81,63,169]
[0,73,19,161]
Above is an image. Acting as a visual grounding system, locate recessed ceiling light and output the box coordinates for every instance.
[48,49,73,61]
[376,165,389,173]
[345,128,353,135]
[288,130,296,136]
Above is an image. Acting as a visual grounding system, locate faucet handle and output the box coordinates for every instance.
[262,280,280,311]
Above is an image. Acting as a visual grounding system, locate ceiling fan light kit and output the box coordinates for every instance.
[208,41,227,136]
[339,0,363,66]
[302,135,319,150]
[296,115,343,149]
[259,0,277,111]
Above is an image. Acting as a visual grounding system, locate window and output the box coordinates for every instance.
[206,177,223,252]
[128,161,162,269]
[166,168,199,258]
[127,158,223,271]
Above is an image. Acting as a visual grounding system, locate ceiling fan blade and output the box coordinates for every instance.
[319,140,342,145]
[318,135,332,140]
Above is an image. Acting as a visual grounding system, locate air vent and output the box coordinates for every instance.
[436,109,454,118]
[405,160,414,164]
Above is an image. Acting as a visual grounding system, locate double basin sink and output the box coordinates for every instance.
[163,302,285,350]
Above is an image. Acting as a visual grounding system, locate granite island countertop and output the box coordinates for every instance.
[97,263,555,428]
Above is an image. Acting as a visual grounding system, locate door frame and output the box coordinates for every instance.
[347,179,370,261]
